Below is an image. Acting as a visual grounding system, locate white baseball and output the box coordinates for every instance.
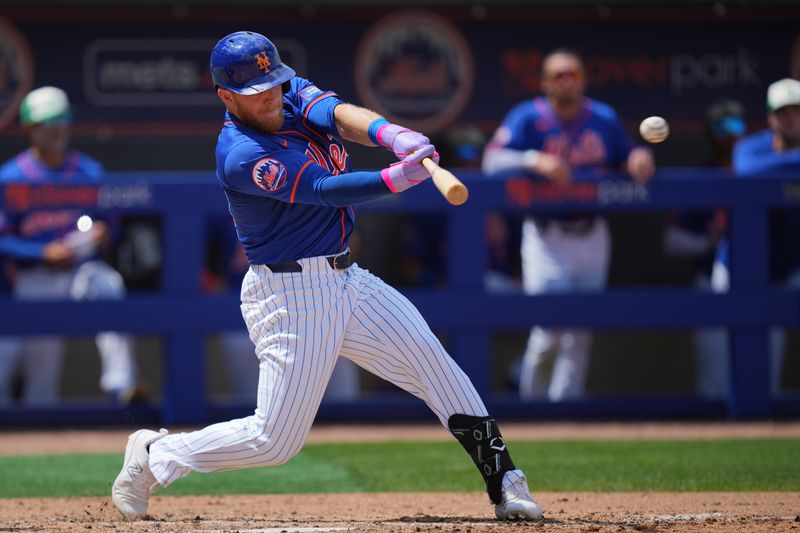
[639,116,669,143]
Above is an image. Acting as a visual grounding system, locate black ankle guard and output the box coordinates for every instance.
[448,414,515,504]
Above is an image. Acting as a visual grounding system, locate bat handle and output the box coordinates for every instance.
[421,157,469,206]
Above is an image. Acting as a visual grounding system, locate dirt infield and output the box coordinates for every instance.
[0,422,798,532]
[0,492,798,532]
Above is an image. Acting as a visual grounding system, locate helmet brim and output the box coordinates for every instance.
[223,65,296,95]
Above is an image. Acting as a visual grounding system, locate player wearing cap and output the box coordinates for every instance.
[724,78,800,395]
[111,31,544,522]
[0,86,145,406]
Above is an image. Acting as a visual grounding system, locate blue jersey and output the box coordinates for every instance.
[216,77,359,264]
[0,150,104,260]
[0,149,104,184]
[732,129,800,280]
[733,129,800,176]
[489,96,634,170]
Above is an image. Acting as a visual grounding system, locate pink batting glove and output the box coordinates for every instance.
[380,145,439,193]
[376,123,432,159]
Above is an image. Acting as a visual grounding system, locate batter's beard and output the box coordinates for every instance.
[239,111,285,134]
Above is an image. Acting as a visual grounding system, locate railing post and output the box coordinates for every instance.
[727,205,771,418]
[161,211,207,424]
[448,206,491,398]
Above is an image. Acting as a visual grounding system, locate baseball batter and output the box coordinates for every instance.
[112,31,543,522]
[482,49,654,401]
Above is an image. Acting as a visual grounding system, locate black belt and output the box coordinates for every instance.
[533,216,597,236]
[265,250,352,273]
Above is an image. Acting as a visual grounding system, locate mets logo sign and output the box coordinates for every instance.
[252,158,287,193]
[355,10,474,133]
[0,18,34,130]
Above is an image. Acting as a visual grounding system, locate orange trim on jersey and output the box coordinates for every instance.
[301,91,336,144]
[302,91,335,119]
[302,117,332,144]
[275,129,317,145]
[290,159,313,203]
[276,128,336,169]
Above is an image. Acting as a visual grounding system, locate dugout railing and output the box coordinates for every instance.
[0,168,798,426]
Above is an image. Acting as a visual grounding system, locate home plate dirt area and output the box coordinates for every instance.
[0,422,798,532]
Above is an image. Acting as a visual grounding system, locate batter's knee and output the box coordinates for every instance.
[247,418,307,466]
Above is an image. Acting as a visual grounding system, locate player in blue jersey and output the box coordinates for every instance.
[0,86,144,406]
[112,31,544,522]
[482,49,655,402]
[726,78,800,395]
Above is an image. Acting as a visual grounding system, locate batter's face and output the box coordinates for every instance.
[769,105,800,149]
[218,85,284,133]
[541,53,586,106]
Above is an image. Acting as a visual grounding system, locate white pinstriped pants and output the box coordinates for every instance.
[149,256,487,487]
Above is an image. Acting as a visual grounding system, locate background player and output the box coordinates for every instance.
[727,77,800,395]
[0,86,145,405]
[482,49,655,401]
[112,31,543,522]
[662,98,744,398]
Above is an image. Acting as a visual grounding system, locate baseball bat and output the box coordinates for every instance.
[421,157,469,206]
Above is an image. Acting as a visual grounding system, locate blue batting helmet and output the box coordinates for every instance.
[210,31,296,95]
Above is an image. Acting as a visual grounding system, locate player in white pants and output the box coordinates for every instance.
[482,49,654,401]
[5,260,139,405]
[518,217,610,400]
[112,31,543,522]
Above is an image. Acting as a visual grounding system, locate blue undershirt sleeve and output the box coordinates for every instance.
[316,171,391,207]
[0,236,46,261]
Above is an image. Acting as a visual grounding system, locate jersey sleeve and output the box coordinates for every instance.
[491,104,540,151]
[223,143,332,205]
[733,133,800,176]
[605,109,635,166]
[288,77,344,138]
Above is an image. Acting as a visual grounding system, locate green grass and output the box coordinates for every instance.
[0,439,797,498]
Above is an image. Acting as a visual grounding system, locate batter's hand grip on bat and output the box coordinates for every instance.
[421,157,469,206]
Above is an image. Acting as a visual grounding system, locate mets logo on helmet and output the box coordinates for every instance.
[252,157,287,192]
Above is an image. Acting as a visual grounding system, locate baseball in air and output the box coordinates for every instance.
[639,116,670,143]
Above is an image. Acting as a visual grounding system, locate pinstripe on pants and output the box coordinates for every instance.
[149,256,487,487]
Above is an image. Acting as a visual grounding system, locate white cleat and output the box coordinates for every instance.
[494,469,544,520]
[111,428,168,519]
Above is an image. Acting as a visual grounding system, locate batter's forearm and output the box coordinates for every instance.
[316,170,390,206]
[333,103,382,146]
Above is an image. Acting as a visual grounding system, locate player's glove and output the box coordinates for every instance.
[380,144,439,193]
[369,118,432,159]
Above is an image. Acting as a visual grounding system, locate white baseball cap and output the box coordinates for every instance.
[767,78,800,112]
[19,86,72,125]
